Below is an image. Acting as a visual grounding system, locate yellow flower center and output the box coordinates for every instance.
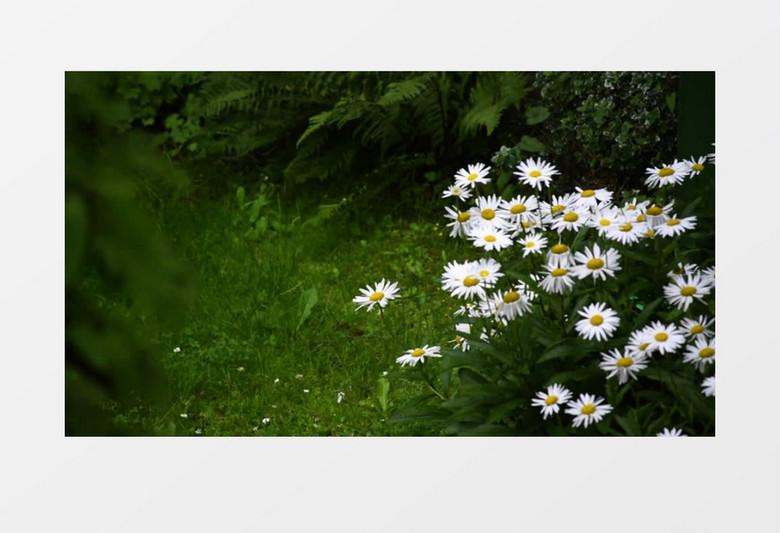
[455,335,464,344]
[580,189,596,198]
[563,212,579,223]
[463,275,480,287]
[545,395,558,406]
[526,241,536,248]
[457,212,471,223]
[484,235,497,243]
[586,258,604,270]
[599,219,611,227]
[627,204,636,210]
[691,163,704,172]
[550,244,569,254]
[467,173,479,181]
[453,187,461,195]
[636,213,646,222]
[503,291,520,304]
[510,204,527,215]
[521,221,531,229]
[551,204,565,214]
[690,325,705,335]
[481,208,496,220]
[590,314,604,326]
[617,357,634,368]
[369,292,385,302]
[411,348,425,357]
[551,268,567,277]
[581,404,596,415]
[647,206,663,216]
[529,170,542,178]
[479,270,490,277]
[645,229,655,238]
[638,342,650,351]
[699,347,715,359]
[658,167,675,177]
[655,332,668,342]
[667,219,681,226]
[619,223,633,232]
[680,286,697,297]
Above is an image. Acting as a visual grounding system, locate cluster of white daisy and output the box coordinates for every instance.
[438,154,714,433]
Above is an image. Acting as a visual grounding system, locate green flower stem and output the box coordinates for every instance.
[418,363,446,400]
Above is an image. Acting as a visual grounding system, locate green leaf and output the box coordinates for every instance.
[296,110,332,148]
[632,297,663,329]
[525,106,550,125]
[236,186,246,206]
[376,377,390,413]
[665,92,676,113]
[516,135,545,152]
[296,287,318,331]
[537,340,593,364]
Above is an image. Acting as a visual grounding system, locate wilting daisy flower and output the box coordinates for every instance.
[680,315,715,340]
[473,257,504,288]
[539,264,576,294]
[664,272,712,311]
[531,383,572,419]
[645,160,689,188]
[451,323,472,351]
[683,336,715,372]
[644,321,686,354]
[550,204,590,234]
[701,376,715,397]
[444,205,474,238]
[656,214,697,238]
[468,225,513,252]
[517,232,548,257]
[573,187,612,209]
[396,344,442,367]
[546,242,574,268]
[644,201,675,228]
[515,157,559,190]
[454,162,491,189]
[683,155,708,176]
[469,194,510,231]
[605,216,647,245]
[575,302,620,341]
[657,428,687,437]
[353,279,400,312]
[589,204,620,235]
[566,393,613,428]
[487,288,532,321]
[442,183,473,201]
[441,261,487,300]
[599,348,649,384]
[571,244,622,281]
[625,327,657,358]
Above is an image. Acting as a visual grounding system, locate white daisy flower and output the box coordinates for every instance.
[550,204,590,234]
[682,336,715,372]
[605,217,647,245]
[514,157,559,190]
[701,265,715,287]
[469,194,510,231]
[589,204,620,236]
[701,376,715,397]
[454,162,491,189]
[474,257,504,288]
[454,302,481,318]
[573,186,612,209]
[546,242,574,268]
[571,244,622,281]
[625,327,658,357]
[667,262,699,278]
[531,383,572,419]
[599,348,649,384]
[486,288,532,321]
[664,272,712,311]
[682,155,708,176]
[565,393,613,428]
[540,193,577,222]
[396,344,442,367]
[451,323,472,352]
[644,201,675,228]
[644,321,686,355]
[657,427,687,437]
[644,160,689,188]
[468,225,513,252]
[442,183,472,201]
[539,264,576,294]
[352,279,401,312]
[621,198,650,217]
[173,346,181,353]
[517,232,548,257]
[655,214,697,238]
[499,194,539,225]
[443,205,474,238]
[680,315,715,340]
[575,302,620,342]
[441,261,487,300]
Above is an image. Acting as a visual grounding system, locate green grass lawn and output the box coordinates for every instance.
[107,195,462,435]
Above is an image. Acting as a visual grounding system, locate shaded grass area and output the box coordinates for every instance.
[109,197,460,435]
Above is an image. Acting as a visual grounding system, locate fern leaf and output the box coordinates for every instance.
[296,110,332,148]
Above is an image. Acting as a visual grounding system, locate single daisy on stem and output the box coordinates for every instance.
[352,279,400,312]
[565,393,613,428]
[531,383,572,419]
